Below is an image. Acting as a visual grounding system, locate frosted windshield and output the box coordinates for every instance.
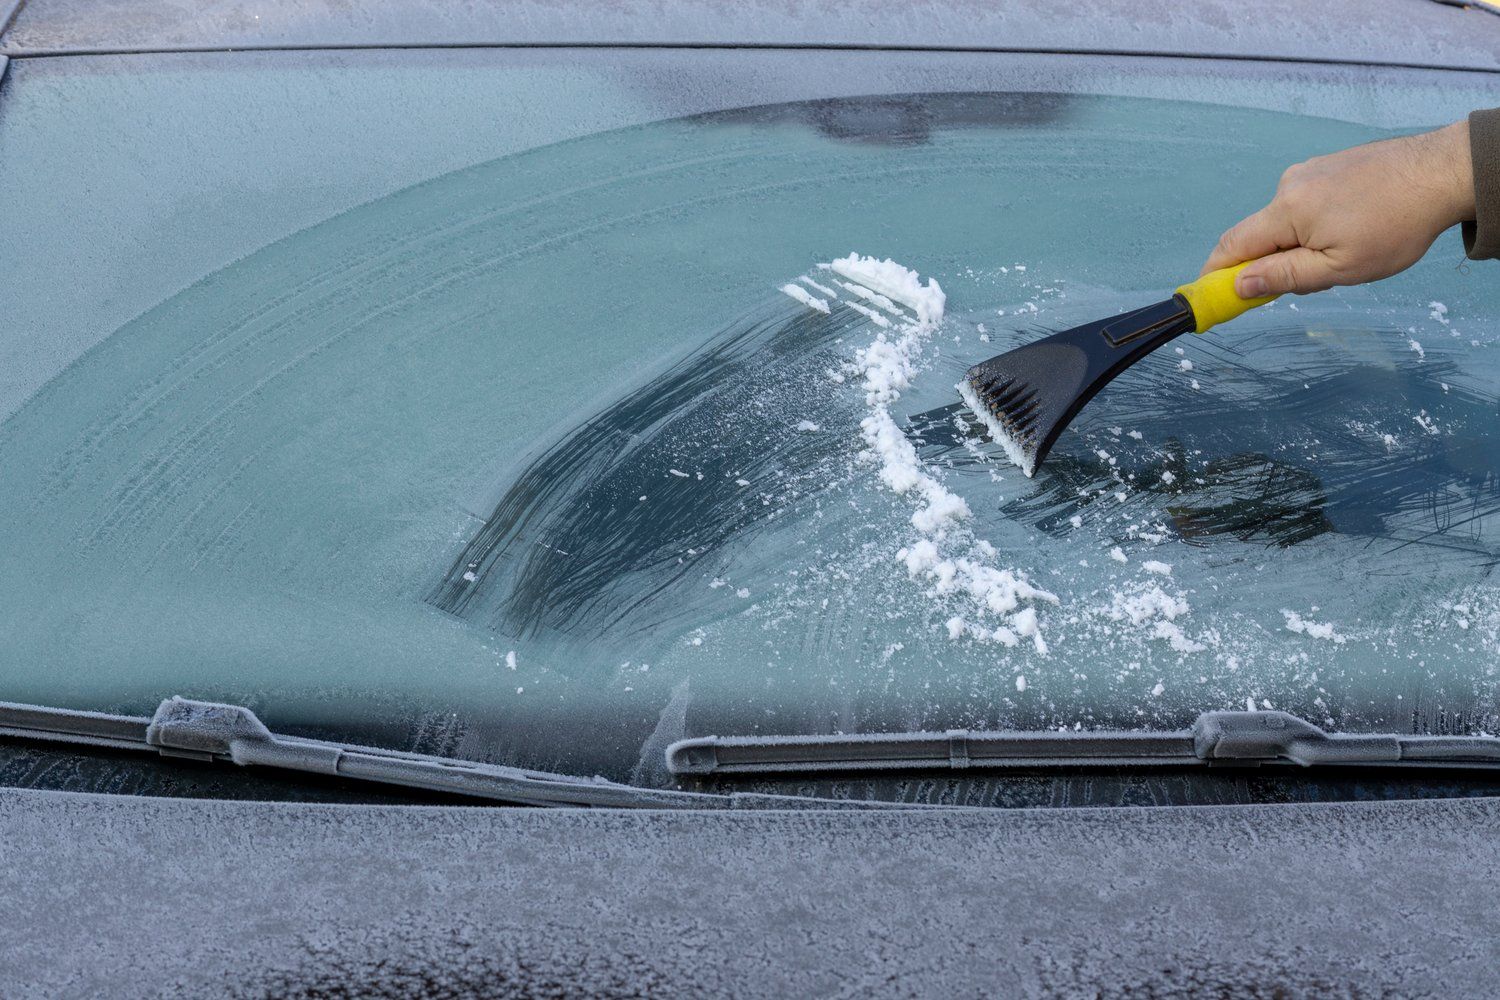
[1,92,1496,780]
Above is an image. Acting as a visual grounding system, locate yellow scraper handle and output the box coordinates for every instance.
[1174,262,1279,334]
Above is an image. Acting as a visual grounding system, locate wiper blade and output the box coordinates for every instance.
[667,711,1500,776]
[0,697,910,810]
[15,700,1496,802]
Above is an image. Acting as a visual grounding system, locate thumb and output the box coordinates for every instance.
[1235,247,1335,297]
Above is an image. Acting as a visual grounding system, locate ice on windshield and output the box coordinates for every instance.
[1,92,1497,779]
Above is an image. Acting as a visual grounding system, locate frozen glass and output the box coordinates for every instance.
[1,89,1497,782]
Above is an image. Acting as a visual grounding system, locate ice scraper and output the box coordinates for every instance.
[959,262,1275,477]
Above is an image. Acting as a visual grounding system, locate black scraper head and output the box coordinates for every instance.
[959,296,1195,477]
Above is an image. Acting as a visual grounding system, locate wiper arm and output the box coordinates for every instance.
[667,711,1500,776]
[0,697,906,810]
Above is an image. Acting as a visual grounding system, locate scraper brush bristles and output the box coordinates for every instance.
[959,297,1197,477]
[957,370,1042,478]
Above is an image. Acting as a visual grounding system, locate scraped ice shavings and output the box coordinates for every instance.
[1108,585,1189,626]
[1282,609,1345,644]
[1106,584,1207,653]
[817,253,1056,653]
[957,379,1036,478]
[780,283,829,314]
[799,276,837,298]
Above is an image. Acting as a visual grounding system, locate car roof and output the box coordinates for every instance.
[4,0,1500,71]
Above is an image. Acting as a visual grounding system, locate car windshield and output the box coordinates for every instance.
[3,53,1499,789]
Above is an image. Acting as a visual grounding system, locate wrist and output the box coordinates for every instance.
[1427,120,1475,229]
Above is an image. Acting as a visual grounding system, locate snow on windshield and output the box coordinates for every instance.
[1,92,1496,777]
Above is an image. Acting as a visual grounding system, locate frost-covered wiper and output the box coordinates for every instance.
[0,697,898,810]
[14,699,1499,803]
[666,711,1500,776]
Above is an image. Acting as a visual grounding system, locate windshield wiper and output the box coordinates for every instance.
[12,699,1495,803]
[0,697,905,810]
[666,711,1500,776]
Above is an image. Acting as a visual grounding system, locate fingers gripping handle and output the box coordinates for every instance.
[1175,262,1279,334]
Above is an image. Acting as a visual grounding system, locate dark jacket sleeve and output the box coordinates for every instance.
[1463,108,1500,259]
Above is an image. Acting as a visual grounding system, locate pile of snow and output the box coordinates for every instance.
[827,253,946,327]
[784,253,1056,653]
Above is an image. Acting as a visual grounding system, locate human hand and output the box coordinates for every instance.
[1201,121,1475,298]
